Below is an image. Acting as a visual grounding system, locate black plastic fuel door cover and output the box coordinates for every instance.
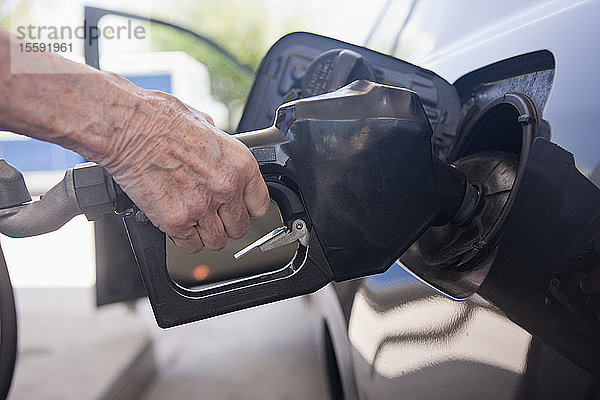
[237,32,460,140]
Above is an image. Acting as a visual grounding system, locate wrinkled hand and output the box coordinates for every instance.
[101,90,270,253]
[0,31,268,251]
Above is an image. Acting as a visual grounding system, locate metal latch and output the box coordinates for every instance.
[234,219,309,260]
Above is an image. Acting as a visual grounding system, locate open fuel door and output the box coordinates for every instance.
[85,16,600,378]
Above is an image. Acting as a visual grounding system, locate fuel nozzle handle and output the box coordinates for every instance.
[233,125,286,148]
[233,79,437,148]
[241,80,471,282]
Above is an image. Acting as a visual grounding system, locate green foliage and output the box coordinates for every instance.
[150,23,254,118]
[150,0,295,126]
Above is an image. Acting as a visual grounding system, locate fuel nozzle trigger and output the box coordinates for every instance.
[234,181,310,259]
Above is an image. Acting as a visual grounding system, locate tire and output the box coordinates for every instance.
[0,245,17,400]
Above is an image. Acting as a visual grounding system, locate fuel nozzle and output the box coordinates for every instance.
[233,80,471,281]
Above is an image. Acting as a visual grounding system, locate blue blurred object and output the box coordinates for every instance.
[0,139,85,172]
[122,74,172,93]
[0,74,172,172]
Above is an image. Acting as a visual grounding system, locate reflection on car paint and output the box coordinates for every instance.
[348,264,530,399]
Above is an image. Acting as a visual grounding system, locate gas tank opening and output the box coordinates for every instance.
[459,103,523,155]
[452,92,540,161]
[400,92,541,298]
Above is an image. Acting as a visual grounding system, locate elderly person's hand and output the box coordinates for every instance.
[100,89,270,253]
[0,29,269,253]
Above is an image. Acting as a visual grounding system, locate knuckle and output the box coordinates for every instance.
[165,209,190,232]
[148,91,188,117]
[242,152,259,172]
[205,234,227,251]
[192,196,211,219]
[222,178,238,198]
[213,173,238,202]
[175,238,203,254]
[148,90,174,105]
[168,231,202,253]
[195,208,211,224]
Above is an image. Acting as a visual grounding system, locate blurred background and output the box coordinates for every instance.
[0,0,411,399]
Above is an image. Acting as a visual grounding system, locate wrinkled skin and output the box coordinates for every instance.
[103,90,270,253]
[0,29,269,253]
